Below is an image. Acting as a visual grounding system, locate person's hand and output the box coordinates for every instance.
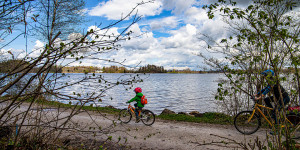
[254,95,261,101]
[251,95,258,101]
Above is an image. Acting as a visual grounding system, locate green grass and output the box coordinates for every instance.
[10,97,121,114]
[158,112,233,125]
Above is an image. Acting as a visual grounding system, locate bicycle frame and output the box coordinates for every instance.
[234,98,300,137]
[249,101,296,127]
[127,104,141,116]
[249,102,274,126]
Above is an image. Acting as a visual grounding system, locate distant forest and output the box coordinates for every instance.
[62,64,220,74]
[0,59,220,74]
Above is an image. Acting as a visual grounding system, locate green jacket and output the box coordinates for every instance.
[127,92,144,107]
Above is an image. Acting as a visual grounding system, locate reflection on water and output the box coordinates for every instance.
[56,73,223,114]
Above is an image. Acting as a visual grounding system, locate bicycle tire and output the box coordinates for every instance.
[234,111,261,135]
[119,109,132,123]
[286,114,300,139]
[140,110,155,126]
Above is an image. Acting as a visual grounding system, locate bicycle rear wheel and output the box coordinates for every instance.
[119,109,132,123]
[141,110,155,126]
[286,114,300,139]
[234,111,261,135]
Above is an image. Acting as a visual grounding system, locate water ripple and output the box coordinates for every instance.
[55,73,223,114]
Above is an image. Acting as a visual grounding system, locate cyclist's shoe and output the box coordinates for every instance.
[135,118,140,123]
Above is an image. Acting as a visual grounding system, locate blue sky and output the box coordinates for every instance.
[2,0,298,70]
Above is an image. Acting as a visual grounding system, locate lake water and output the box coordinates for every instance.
[56,73,223,114]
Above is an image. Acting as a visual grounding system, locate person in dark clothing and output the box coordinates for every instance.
[254,69,290,126]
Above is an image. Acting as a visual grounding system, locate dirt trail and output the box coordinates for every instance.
[2,103,269,150]
[69,110,268,150]
[113,119,267,150]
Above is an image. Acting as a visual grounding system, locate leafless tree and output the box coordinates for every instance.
[0,0,150,149]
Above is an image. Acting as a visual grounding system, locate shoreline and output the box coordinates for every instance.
[59,72,223,74]
[34,100,234,125]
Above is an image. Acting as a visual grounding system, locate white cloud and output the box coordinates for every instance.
[88,0,163,20]
[0,48,26,60]
[200,0,252,7]
[183,6,230,42]
[1,40,45,61]
[101,23,204,70]
[184,7,208,25]
[87,25,120,45]
[120,24,158,51]
[162,0,195,14]
[89,26,119,37]
[127,23,142,36]
[35,40,44,48]
[161,24,198,49]
[68,33,84,42]
[149,16,179,31]
[28,40,44,58]
[0,48,13,59]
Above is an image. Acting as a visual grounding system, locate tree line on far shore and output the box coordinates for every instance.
[0,59,294,74]
[0,60,221,74]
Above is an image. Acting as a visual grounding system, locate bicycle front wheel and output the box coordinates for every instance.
[234,111,261,135]
[141,110,155,126]
[119,109,132,123]
[286,114,300,139]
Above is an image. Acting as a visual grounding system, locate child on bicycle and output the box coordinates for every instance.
[254,69,290,125]
[126,87,144,123]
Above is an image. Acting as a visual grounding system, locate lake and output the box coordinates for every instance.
[55,73,223,114]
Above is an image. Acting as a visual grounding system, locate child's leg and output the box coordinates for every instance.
[135,109,139,119]
[134,104,140,120]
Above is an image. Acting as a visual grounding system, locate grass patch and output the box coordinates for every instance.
[40,100,121,114]
[11,96,121,114]
[158,112,233,125]
[3,96,233,124]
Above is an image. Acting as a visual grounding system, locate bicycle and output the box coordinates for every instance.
[119,104,155,126]
[234,96,300,138]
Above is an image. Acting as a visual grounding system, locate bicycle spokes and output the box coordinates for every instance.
[119,109,132,123]
[140,110,155,126]
[234,111,261,135]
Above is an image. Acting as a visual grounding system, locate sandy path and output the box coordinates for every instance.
[67,110,268,150]
[1,103,269,150]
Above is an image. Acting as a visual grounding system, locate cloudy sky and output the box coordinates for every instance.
[82,0,247,70]
[3,0,295,70]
